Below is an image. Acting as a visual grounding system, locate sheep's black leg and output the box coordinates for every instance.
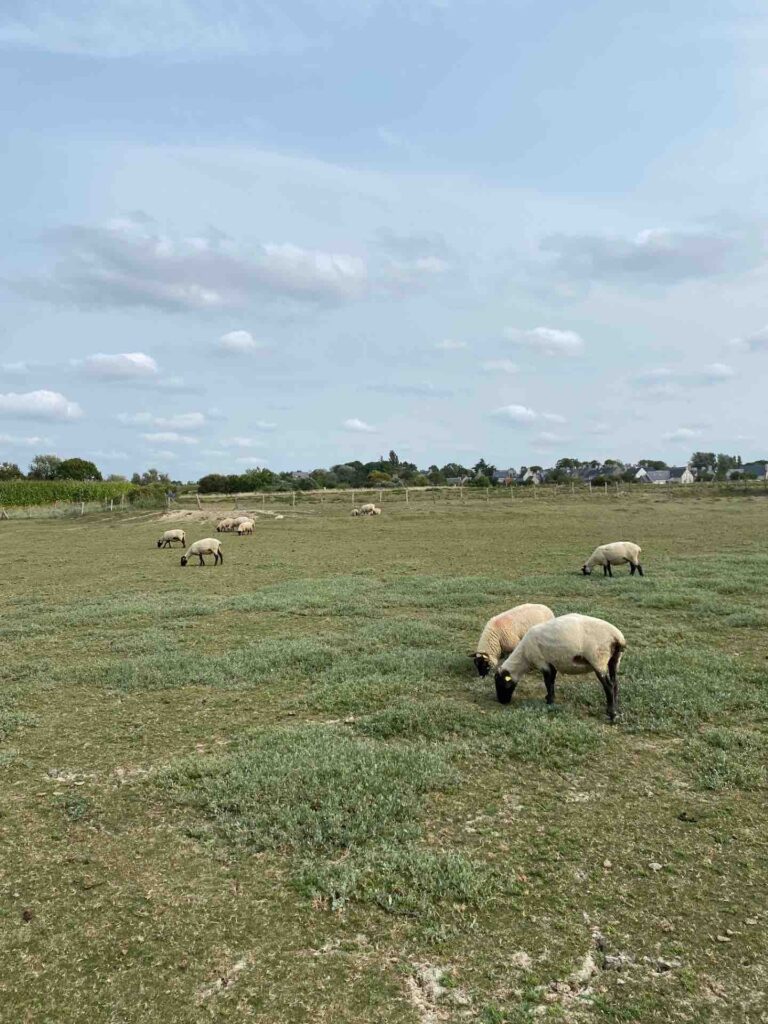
[603,564,608,577]
[607,563,613,577]
[198,554,205,566]
[218,549,223,565]
[629,562,636,575]
[543,665,557,706]
[637,563,644,576]
[596,672,616,722]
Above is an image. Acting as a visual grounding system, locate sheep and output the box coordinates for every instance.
[351,508,362,517]
[370,506,382,515]
[157,529,186,549]
[231,515,252,526]
[494,613,627,721]
[216,518,236,533]
[237,519,254,535]
[581,541,643,577]
[180,538,224,567]
[359,503,376,515]
[472,603,555,677]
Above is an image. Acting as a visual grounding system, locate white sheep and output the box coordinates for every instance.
[351,508,362,517]
[237,520,254,535]
[180,538,224,567]
[494,613,627,721]
[581,541,643,577]
[231,515,252,526]
[359,503,376,515]
[472,603,555,677]
[216,518,236,533]
[157,529,186,549]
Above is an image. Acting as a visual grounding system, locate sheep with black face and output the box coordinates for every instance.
[582,541,643,577]
[180,537,223,567]
[472,603,555,677]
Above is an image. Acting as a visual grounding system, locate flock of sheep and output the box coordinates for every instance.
[157,511,642,721]
[473,541,643,722]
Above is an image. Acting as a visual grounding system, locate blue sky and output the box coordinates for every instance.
[1,0,767,478]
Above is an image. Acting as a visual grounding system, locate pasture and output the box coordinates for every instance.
[1,494,767,1022]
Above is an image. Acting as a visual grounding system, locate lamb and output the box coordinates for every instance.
[180,538,224,567]
[157,529,186,549]
[351,508,362,517]
[237,520,254,535]
[581,541,643,577]
[359,503,377,515]
[216,518,235,533]
[472,603,555,677]
[494,613,627,721]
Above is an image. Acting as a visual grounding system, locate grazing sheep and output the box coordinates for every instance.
[351,508,362,517]
[370,506,382,515]
[581,541,643,577]
[231,515,252,527]
[180,538,223,567]
[157,529,186,549]
[472,603,555,677]
[216,518,235,533]
[237,519,254,535]
[494,613,626,721]
[359,503,376,515]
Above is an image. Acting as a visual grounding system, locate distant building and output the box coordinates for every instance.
[516,468,544,485]
[740,461,768,480]
[492,468,516,485]
[636,466,694,484]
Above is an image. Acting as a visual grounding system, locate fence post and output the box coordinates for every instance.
[604,482,608,496]
[195,493,202,511]
[80,501,85,516]
[292,491,296,507]
[110,499,114,512]
[379,489,383,504]
[405,488,409,504]
[352,489,356,507]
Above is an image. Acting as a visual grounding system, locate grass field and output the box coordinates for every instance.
[2,494,768,1022]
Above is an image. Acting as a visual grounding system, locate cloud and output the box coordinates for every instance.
[342,417,377,433]
[433,339,467,351]
[118,411,207,429]
[491,405,566,425]
[367,382,453,397]
[664,427,702,442]
[504,326,584,356]
[586,422,610,435]
[140,432,198,445]
[540,224,764,284]
[222,436,269,448]
[20,216,367,313]
[481,359,519,375]
[214,330,265,355]
[491,404,538,424]
[730,326,768,352]
[82,352,159,380]
[235,456,269,466]
[0,389,82,421]
[1,361,32,374]
[0,433,50,447]
[533,431,571,447]
[634,363,736,398]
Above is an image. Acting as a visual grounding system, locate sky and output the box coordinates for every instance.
[1,0,768,479]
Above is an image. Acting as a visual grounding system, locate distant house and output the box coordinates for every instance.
[446,476,471,486]
[636,466,694,484]
[740,461,768,480]
[492,468,516,485]
[516,468,544,485]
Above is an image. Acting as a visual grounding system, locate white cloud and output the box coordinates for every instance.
[533,431,570,447]
[504,327,585,357]
[434,339,467,351]
[482,359,519,375]
[21,217,367,313]
[634,363,736,398]
[343,417,377,433]
[700,362,735,381]
[214,330,265,354]
[222,436,268,448]
[541,412,567,423]
[1,361,31,374]
[587,422,610,435]
[140,432,198,445]
[730,326,768,352]
[0,433,50,446]
[148,450,177,460]
[235,456,269,466]
[491,404,538,423]
[541,223,763,284]
[0,389,82,421]
[664,427,702,442]
[118,411,206,429]
[82,352,159,379]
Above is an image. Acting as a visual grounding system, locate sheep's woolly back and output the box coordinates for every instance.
[476,604,555,665]
[585,541,641,568]
[160,529,185,542]
[232,516,252,526]
[500,613,626,681]
[217,518,235,531]
[237,520,254,534]
[359,503,376,513]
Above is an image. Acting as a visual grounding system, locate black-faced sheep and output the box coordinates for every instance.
[157,529,186,548]
[180,538,224,567]
[494,613,626,721]
[582,541,643,577]
[472,603,555,677]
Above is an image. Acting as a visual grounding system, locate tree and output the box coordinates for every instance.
[106,474,127,482]
[0,462,23,480]
[56,458,102,481]
[470,473,490,488]
[388,450,400,467]
[367,470,391,484]
[690,452,717,478]
[715,453,740,480]
[638,459,668,470]
[556,458,583,470]
[473,458,498,484]
[547,467,570,484]
[132,468,171,485]
[28,454,62,480]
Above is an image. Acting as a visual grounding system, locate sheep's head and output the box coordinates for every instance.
[581,564,592,575]
[180,556,188,567]
[156,539,163,547]
[472,653,492,677]
[494,668,515,704]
